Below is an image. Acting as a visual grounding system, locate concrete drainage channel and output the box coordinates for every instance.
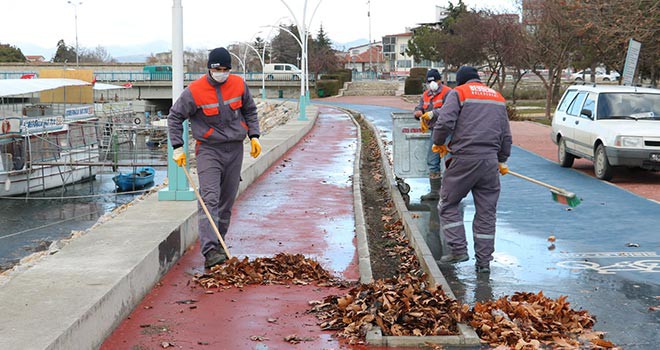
[346,108,481,347]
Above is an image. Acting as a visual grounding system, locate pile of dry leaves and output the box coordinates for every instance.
[309,274,463,344]
[193,252,346,288]
[462,291,617,349]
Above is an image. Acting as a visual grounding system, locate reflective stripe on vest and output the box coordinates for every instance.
[422,85,451,111]
[455,82,506,107]
[188,75,245,116]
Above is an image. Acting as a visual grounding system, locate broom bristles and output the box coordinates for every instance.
[551,190,581,207]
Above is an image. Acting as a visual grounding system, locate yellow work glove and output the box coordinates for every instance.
[498,162,509,175]
[250,137,261,158]
[420,118,429,133]
[421,111,432,122]
[172,147,186,167]
[432,144,450,158]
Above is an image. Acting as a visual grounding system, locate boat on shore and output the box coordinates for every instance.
[0,78,100,197]
[112,166,155,192]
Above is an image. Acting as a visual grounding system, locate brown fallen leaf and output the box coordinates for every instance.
[590,338,615,348]
[249,335,269,341]
[648,305,660,311]
[267,317,278,323]
[160,341,173,348]
[548,235,556,242]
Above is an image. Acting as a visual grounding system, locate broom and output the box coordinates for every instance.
[508,170,581,207]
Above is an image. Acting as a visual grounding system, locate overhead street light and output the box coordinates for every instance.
[277,0,323,120]
[67,1,82,68]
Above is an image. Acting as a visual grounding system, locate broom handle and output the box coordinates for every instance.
[182,166,232,259]
[507,170,567,194]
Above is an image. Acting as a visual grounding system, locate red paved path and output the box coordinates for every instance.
[102,108,362,349]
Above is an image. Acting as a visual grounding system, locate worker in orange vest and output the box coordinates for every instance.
[414,68,452,201]
[431,66,512,274]
[168,47,262,268]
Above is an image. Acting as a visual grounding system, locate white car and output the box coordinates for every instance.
[570,69,619,82]
[551,85,660,180]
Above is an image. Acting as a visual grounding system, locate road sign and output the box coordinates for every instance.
[622,38,641,86]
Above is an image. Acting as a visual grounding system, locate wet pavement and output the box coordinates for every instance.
[328,98,659,349]
[100,96,659,349]
[101,108,361,349]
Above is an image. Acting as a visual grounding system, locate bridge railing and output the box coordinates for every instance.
[0,71,316,82]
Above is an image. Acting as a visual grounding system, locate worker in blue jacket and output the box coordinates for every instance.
[430,66,512,273]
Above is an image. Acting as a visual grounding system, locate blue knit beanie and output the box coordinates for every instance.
[456,66,479,86]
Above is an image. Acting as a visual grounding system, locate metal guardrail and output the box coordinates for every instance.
[0,71,314,82]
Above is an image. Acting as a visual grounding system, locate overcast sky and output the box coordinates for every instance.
[1,0,519,57]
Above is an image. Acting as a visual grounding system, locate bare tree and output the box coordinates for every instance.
[573,0,659,85]
[79,46,116,63]
[523,0,582,118]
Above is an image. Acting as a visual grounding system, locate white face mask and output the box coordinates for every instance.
[211,71,229,83]
[428,81,439,92]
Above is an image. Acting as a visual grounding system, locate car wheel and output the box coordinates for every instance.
[574,77,583,81]
[594,144,613,181]
[604,77,610,82]
[558,137,575,167]
[267,74,274,80]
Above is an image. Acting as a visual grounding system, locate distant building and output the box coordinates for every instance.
[25,55,46,63]
[522,0,543,32]
[340,42,385,73]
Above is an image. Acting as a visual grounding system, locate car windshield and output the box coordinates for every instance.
[597,93,660,120]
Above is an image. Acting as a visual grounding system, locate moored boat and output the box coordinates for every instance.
[112,166,155,192]
[0,78,100,197]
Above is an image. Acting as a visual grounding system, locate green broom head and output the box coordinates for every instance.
[551,189,581,207]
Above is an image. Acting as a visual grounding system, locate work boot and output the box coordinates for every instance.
[475,265,491,274]
[420,173,442,201]
[439,253,469,264]
[204,249,227,268]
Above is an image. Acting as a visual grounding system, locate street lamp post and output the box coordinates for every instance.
[278,0,322,120]
[67,1,82,68]
[239,42,266,100]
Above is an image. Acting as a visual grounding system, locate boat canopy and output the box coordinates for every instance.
[93,83,128,91]
[0,78,91,98]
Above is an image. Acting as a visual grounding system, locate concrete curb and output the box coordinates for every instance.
[353,111,482,347]
[0,101,318,350]
[346,109,374,284]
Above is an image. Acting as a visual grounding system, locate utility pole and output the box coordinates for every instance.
[367,0,372,78]
[67,1,82,68]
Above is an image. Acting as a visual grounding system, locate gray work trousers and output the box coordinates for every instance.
[196,141,243,255]
[438,158,500,267]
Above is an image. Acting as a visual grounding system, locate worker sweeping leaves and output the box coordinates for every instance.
[413,68,452,201]
[168,47,261,268]
[430,66,512,274]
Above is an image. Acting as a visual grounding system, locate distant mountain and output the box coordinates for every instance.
[11,40,169,63]
[332,39,368,52]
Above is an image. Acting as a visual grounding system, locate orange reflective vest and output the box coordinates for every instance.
[188,75,244,116]
[454,82,505,105]
[422,85,452,111]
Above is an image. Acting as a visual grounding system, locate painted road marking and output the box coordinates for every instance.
[557,260,660,274]
[559,251,658,258]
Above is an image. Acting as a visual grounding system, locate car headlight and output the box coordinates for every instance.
[615,136,643,148]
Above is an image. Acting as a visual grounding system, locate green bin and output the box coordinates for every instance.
[318,89,325,97]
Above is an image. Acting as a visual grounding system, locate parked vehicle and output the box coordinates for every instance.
[142,65,172,81]
[570,68,620,82]
[551,85,660,180]
[263,63,301,80]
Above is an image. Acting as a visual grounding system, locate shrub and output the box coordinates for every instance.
[316,79,340,97]
[404,77,424,95]
[321,73,345,88]
[338,69,352,83]
[409,67,428,80]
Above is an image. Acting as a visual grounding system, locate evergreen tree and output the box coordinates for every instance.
[0,44,26,62]
[52,39,77,63]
